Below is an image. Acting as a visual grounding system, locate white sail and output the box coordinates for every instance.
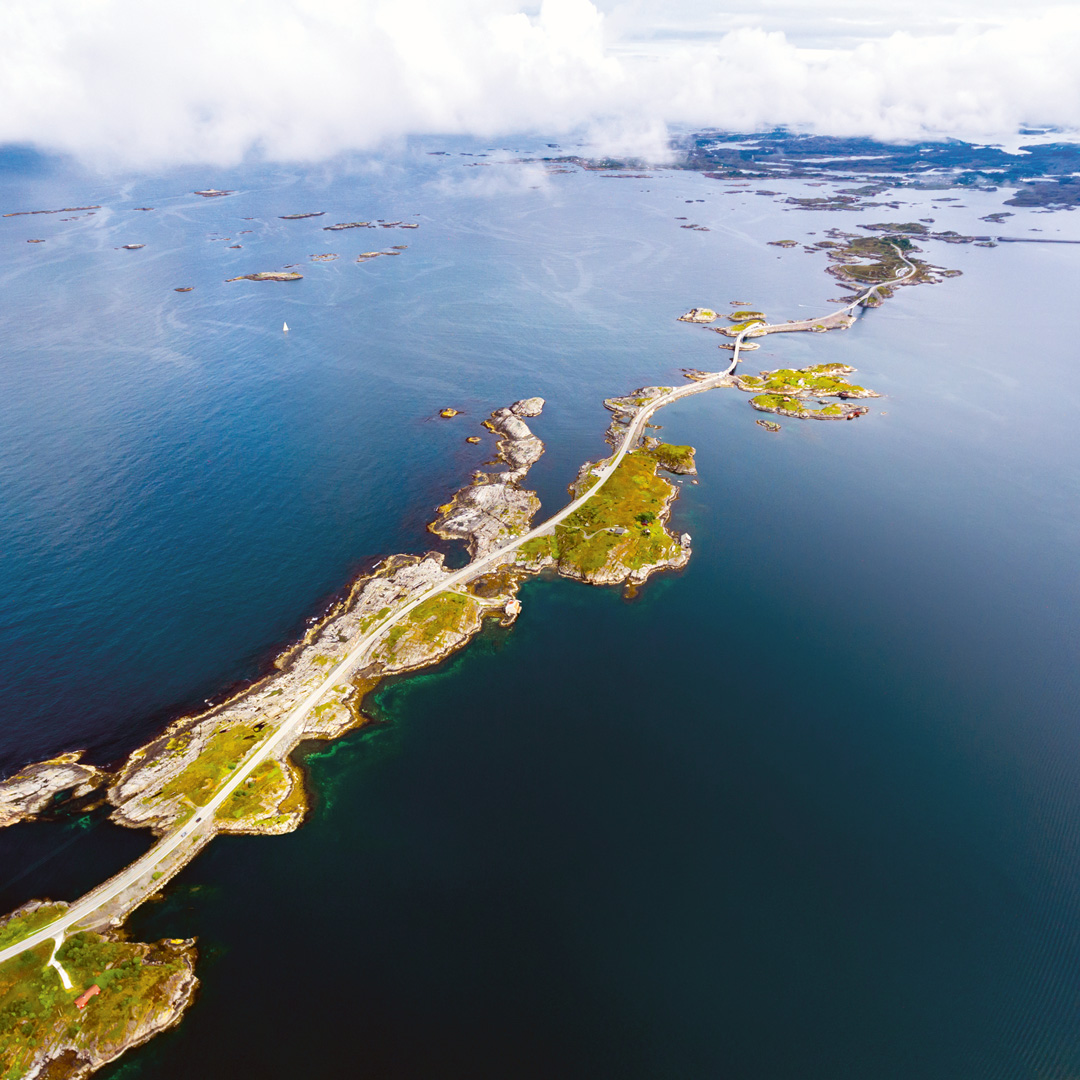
[283,321,289,332]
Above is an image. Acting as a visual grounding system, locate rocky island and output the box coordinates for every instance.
[225,271,303,282]
[430,398,546,560]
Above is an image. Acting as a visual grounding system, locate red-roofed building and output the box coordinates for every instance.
[74,985,100,1009]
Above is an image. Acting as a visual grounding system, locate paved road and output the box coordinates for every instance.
[0,255,914,968]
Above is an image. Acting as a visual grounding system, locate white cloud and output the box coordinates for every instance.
[0,0,1077,167]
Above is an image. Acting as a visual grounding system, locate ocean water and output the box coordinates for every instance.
[2,140,1080,1078]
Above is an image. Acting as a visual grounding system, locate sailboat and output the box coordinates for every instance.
[282,321,289,332]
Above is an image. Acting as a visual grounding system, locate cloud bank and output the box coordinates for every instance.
[2,0,1078,167]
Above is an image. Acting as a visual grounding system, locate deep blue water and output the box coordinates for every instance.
[2,141,1080,1078]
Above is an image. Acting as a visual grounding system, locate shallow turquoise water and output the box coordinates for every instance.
[2,141,1080,1077]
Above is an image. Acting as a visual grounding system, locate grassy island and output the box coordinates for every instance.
[820,231,956,296]
[515,443,691,585]
[736,363,876,398]
[646,442,697,474]
[734,362,878,421]
[677,308,718,323]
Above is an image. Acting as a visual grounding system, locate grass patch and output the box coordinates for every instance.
[214,759,291,823]
[751,395,851,418]
[647,443,696,473]
[374,592,481,667]
[751,393,800,412]
[746,367,867,396]
[0,907,67,952]
[156,724,265,811]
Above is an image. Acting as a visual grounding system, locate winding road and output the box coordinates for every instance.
[0,251,915,968]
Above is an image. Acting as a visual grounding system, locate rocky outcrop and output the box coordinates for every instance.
[429,398,545,558]
[677,308,718,323]
[601,387,672,447]
[0,754,105,828]
[225,271,302,282]
[510,396,544,417]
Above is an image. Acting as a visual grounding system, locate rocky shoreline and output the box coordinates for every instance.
[0,755,106,829]
[429,397,546,559]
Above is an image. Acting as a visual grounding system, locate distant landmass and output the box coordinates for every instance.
[546,130,1080,210]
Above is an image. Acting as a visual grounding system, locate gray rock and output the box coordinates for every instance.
[510,397,545,417]
[0,753,105,828]
[492,412,533,440]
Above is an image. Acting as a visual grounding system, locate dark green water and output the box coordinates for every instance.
[2,141,1080,1077]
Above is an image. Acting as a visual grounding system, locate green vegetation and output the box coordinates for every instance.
[0,932,194,1080]
[729,310,764,320]
[516,446,685,578]
[155,723,266,811]
[751,393,798,411]
[355,605,394,637]
[648,443,696,474]
[741,366,867,397]
[214,759,293,824]
[727,319,766,333]
[374,592,481,667]
[839,263,897,284]
[750,394,849,419]
[0,906,66,952]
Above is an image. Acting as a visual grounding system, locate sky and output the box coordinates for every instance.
[1,0,1078,167]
